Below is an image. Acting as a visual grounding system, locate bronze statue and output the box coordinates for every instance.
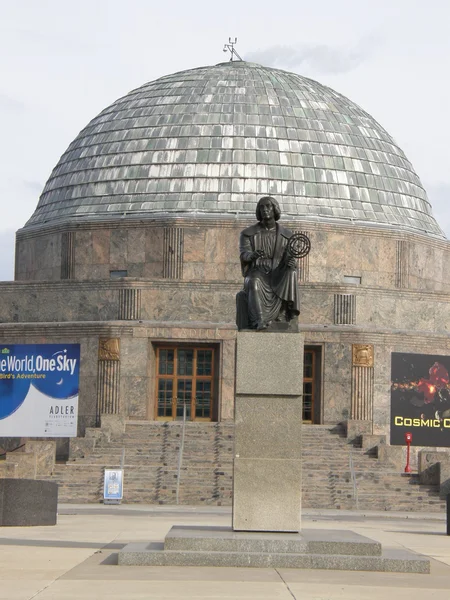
[236,196,308,331]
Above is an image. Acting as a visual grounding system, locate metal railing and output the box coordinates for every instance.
[176,400,188,504]
[349,445,359,510]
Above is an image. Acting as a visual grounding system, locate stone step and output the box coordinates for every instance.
[46,422,445,510]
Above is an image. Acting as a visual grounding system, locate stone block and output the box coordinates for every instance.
[92,229,110,264]
[183,228,205,262]
[100,414,125,439]
[346,420,372,443]
[0,463,17,479]
[84,427,103,440]
[361,434,385,452]
[110,229,128,265]
[235,332,304,396]
[120,376,149,418]
[69,437,96,460]
[127,228,146,264]
[120,338,149,372]
[5,453,36,479]
[219,379,235,421]
[418,451,447,485]
[0,479,58,526]
[235,396,302,459]
[24,441,55,476]
[164,526,380,555]
[118,545,429,572]
[377,444,403,470]
[439,459,450,497]
[233,458,301,532]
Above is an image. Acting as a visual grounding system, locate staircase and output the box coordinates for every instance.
[45,421,446,511]
[301,426,445,511]
[50,421,234,505]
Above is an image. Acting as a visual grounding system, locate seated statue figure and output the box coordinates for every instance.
[236,196,300,331]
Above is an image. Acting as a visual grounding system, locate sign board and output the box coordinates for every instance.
[391,352,450,446]
[103,469,124,503]
[0,344,80,437]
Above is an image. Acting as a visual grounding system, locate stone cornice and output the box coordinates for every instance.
[15,214,450,250]
[2,279,450,302]
[0,320,448,347]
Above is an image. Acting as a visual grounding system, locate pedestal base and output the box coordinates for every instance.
[118,526,429,573]
[233,332,304,532]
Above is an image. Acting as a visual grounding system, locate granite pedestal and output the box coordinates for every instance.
[233,331,304,532]
[0,479,58,526]
[118,525,430,573]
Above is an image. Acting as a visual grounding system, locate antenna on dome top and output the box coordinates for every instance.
[223,37,242,62]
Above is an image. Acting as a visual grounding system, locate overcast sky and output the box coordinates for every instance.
[1,0,449,280]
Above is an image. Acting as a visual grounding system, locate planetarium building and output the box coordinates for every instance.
[1,60,450,505]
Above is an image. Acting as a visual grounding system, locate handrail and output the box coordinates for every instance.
[175,400,187,505]
[349,445,359,510]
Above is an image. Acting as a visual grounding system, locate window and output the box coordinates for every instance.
[343,275,361,285]
[110,270,128,279]
[156,347,215,421]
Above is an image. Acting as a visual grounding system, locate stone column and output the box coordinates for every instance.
[96,338,121,422]
[351,344,374,421]
[233,331,304,533]
[61,231,75,279]
[163,227,184,279]
[118,288,142,320]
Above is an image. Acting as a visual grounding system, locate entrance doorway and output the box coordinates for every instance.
[303,347,322,423]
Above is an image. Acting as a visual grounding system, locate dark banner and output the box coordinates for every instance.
[391,352,450,446]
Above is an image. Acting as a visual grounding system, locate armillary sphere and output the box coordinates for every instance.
[287,232,311,258]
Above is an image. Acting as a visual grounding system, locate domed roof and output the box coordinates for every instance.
[26,61,444,238]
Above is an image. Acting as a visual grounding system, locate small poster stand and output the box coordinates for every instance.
[103,469,123,504]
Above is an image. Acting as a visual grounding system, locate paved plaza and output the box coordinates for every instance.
[0,504,449,599]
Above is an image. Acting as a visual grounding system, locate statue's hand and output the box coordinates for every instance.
[251,249,265,261]
[286,256,297,269]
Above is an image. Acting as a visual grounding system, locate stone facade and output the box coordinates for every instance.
[15,218,450,292]
[1,215,450,454]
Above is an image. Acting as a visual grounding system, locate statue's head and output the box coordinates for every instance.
[256,196,281,222]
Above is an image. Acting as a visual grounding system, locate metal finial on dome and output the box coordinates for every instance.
[223,37,242,61]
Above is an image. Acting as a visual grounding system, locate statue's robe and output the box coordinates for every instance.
[239,222,300,328]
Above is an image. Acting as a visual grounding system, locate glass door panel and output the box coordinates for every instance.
[157,379,173,419]
[195,380,211,420]
[176,379,192,420]
[196,350,212,376]
[177,350,194,376]
[159,349,174,375]
[303,381,313,422]
[304,352,313,378]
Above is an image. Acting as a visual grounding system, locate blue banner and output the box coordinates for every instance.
[0,344,80,437]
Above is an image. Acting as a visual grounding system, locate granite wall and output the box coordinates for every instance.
[1,280,449,337]
[15,218,450,293]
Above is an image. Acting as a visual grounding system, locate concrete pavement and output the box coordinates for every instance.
[0,504,449,599]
